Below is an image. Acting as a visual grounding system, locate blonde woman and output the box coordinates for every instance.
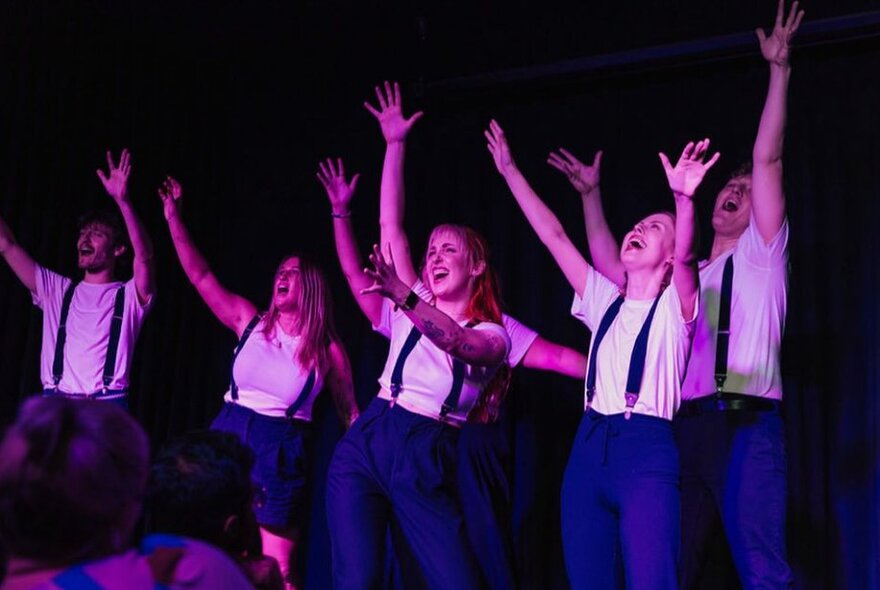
[159,177,358,590]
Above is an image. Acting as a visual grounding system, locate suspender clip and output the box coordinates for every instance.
[624,392,638,420]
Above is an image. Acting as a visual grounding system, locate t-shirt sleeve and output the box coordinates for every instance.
[371,279,433,339]
[571,265,621,332]
[736,216,789,269]
[473,321,512,365]
[662,280,700,326]
[32,264,71,310]
[502,314,539,367]
[125,277,154,319]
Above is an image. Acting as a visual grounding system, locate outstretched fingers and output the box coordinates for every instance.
[658,152,673,176]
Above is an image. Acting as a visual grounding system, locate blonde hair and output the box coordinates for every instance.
[261,254,338,373]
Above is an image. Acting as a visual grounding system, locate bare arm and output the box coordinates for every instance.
[325,340,360,428]
[548,148,626,286]
[521,336,587,380]
[158,177,256,336]
[363,245,507,367]
[317,158,384,326]
[97,149,156,304]
[0,214,37,292]
[660,140,721,320]
[485,120,591,297]
[364,81,424,288]
[752,0,804,242]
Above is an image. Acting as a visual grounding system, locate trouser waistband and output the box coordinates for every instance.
[42,388,128,400]
[678,392,781,416]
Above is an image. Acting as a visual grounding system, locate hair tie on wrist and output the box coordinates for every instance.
[331,211,351,219]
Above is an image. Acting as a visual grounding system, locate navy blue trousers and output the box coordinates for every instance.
[386,416,515,590]
[210,403,310,528]
[562,409,680,590]
[326,398,482,590]
[456,419,516,590]
[675,408,792,590]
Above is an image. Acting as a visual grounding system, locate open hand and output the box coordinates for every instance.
[317,158,360,216]
[97,149,132,203]
[757,0,805,67]
[157,176,183,221]
[484,120,518,176]
[659,139,720,199]
[361,244,408,302]
[547,148,603,195]
[364,81,424,144]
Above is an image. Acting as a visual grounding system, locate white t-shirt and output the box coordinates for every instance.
[571,266,697,420]
[681,219,788,401]
[224,317,325,420]
[372,281,511,425]
[502,314,539,368]
[32,265,153,394]
[374,310,537,368]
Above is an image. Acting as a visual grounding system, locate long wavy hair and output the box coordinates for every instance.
[423,224,511,424]
[261,253,338,373]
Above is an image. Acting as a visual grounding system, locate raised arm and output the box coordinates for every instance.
[362,245,507,367]
[317,157,384,326]
[325,340,360,429]
[364,81,423,288]
[158,177,256,336]
[659,140,720,320]
[485,120,590,297]
[752,0,804,242]
[521,336,587,380]
[548,148,626,287]
[96,149,156,304]
[0,214,37,292]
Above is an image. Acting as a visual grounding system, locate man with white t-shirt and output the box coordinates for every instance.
[0,149,155,404]
[551,3,803,587]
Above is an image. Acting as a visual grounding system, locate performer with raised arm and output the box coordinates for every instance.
[158,177,358,590]
[323,82,511,590]
[319,156,586,589]
[550,3,802,587]
[488,120,717,589]
[0,149,155,405]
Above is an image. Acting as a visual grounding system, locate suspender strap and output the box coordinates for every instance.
[585,294,662,419]
[390,326,423,400]
[714,256,735,393]
[585,296,625,405]
[285,369,317,419]
[439,320,479,419]
[230,314,262,401]
[101,286,126,392]
[52,281,80,388]
[623,296,662,415]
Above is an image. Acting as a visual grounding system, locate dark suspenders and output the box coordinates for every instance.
[285,370,317,419]
[230,313,318,419]
[102,287,126,393]
[229,314,262,401]
[389,321,477,420]
[52,282,80,389]
[585,294,662,419]
[714,255,735,393]
[52,282,126,394]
